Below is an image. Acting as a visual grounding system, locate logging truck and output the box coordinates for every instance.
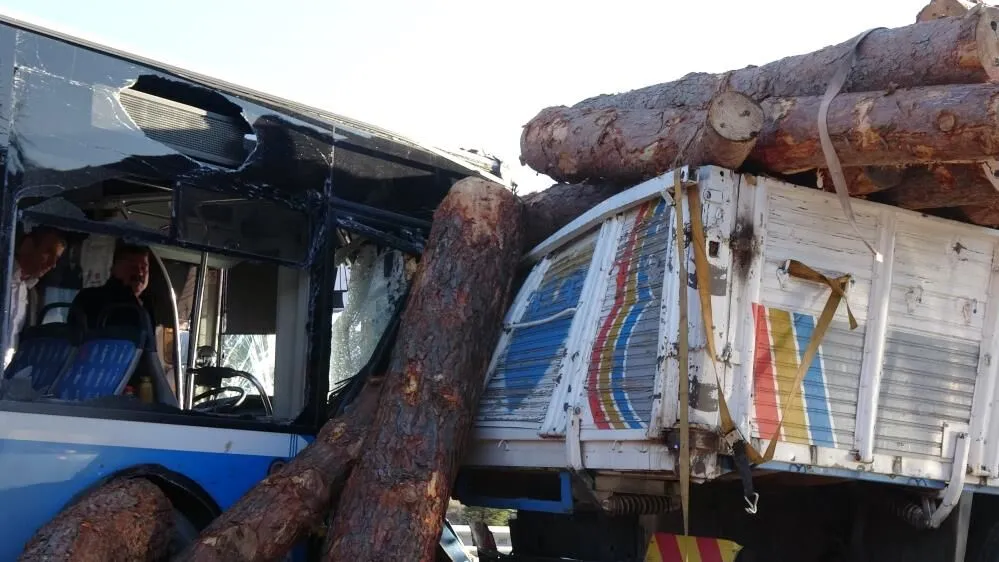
[0,14,489,560]
[451,165,999,562]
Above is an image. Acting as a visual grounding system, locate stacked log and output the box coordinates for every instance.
[518,4,999,229]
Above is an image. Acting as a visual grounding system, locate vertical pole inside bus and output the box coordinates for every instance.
[185,250,209,409]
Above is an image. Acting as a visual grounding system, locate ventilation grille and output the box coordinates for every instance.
[119,89,249,167]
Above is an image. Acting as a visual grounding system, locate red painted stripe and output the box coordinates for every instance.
[657,533,684,562]
[587,202,647,428]
[752,303,780,438]
[696,537,724,562]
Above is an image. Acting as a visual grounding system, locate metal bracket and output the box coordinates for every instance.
[928,432,970,529]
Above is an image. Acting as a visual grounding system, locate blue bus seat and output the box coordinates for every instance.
[3,302,82,394]
[48,326,144,401]
[3,323,81,393]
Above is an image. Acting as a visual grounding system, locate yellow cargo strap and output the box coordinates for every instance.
[672,173,692,539]
[679,181,857,521]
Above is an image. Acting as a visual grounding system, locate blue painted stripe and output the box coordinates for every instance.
[791,313,836,448]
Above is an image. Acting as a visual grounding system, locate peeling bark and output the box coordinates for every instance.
[750,83,999,174]
[324,177,524,562]
[19,477,172,562]
[173,378,384,562]
[521,91,762,184]
[871,163,999,209]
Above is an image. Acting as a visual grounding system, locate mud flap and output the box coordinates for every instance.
[645,532,743,561]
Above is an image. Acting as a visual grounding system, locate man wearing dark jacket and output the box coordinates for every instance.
[70,243,157,333]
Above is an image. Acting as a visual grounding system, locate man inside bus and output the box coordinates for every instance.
[4,226,67,367]
[69,243,157,331]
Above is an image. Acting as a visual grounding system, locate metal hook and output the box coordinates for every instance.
[744,492,760,515]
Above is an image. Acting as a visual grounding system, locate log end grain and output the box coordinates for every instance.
[709,91,764,143]
[974,6,999,82]
[916,0,980,22]
[19,477,173,562]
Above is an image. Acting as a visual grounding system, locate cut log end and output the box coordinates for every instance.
[976,6,999,82]
[916,0,980,21]
[709,91,765,143]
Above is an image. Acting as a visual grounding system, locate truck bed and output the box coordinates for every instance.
[466,165,999,494]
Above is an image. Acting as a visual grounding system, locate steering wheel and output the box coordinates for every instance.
[187,366,274,417]
[192,386,247,413]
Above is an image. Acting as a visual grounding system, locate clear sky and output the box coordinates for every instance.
[0,0,929,192]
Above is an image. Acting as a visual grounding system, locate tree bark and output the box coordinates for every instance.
[521,182,625,250]
[173,377,384,562]
[520,91,762,184]
[871,163,999,209]
[749,83,999,174]
[323,177,524,562]
[570,7,999,112]
[19,477,173,562]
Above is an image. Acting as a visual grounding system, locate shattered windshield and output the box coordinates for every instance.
[329,243,414,394]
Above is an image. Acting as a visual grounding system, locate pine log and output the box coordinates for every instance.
[324,177,524,562]
[872,163,999,209]
[817,166,906,195]
[173,377,384,562]
[571,7,999,112]
[520,91,762,184]
[522,182,625,250]
[750,83,999,174]
[19,477,173,562]
[917,0,982,22]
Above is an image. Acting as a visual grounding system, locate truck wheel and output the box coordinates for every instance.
[168,509,200,554]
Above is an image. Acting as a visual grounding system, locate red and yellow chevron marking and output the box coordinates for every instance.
[644,532,743,562]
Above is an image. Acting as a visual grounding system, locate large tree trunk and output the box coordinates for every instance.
[521,181,625,250]
[324,177,523,562]
[871,163,999,209]
[521,91,763,184]
[749,83,999,174]
[570,7,999,112]
[173,377,384,562]
[19,477,173,562]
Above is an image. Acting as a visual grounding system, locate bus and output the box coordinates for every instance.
[0,13,492,560]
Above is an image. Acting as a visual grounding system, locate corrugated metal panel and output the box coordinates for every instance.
[584,198,669,430]
[873,220,992,459]
[477,231,598,427]
[751,190,876,450]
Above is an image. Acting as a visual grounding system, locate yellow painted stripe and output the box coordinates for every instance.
[644,535,664,562]
[675,536,703,562]
[719,539,743,562]
[598,203,651,428]
[767,308,810,444]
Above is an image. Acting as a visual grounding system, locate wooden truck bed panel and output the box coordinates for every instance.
[468,166,999,494]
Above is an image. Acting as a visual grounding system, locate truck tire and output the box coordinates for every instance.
[973,522,999,562]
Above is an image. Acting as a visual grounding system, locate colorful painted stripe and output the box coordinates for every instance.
[644,532,742,562]
[587,198,666,429]
[751,304,837,448]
